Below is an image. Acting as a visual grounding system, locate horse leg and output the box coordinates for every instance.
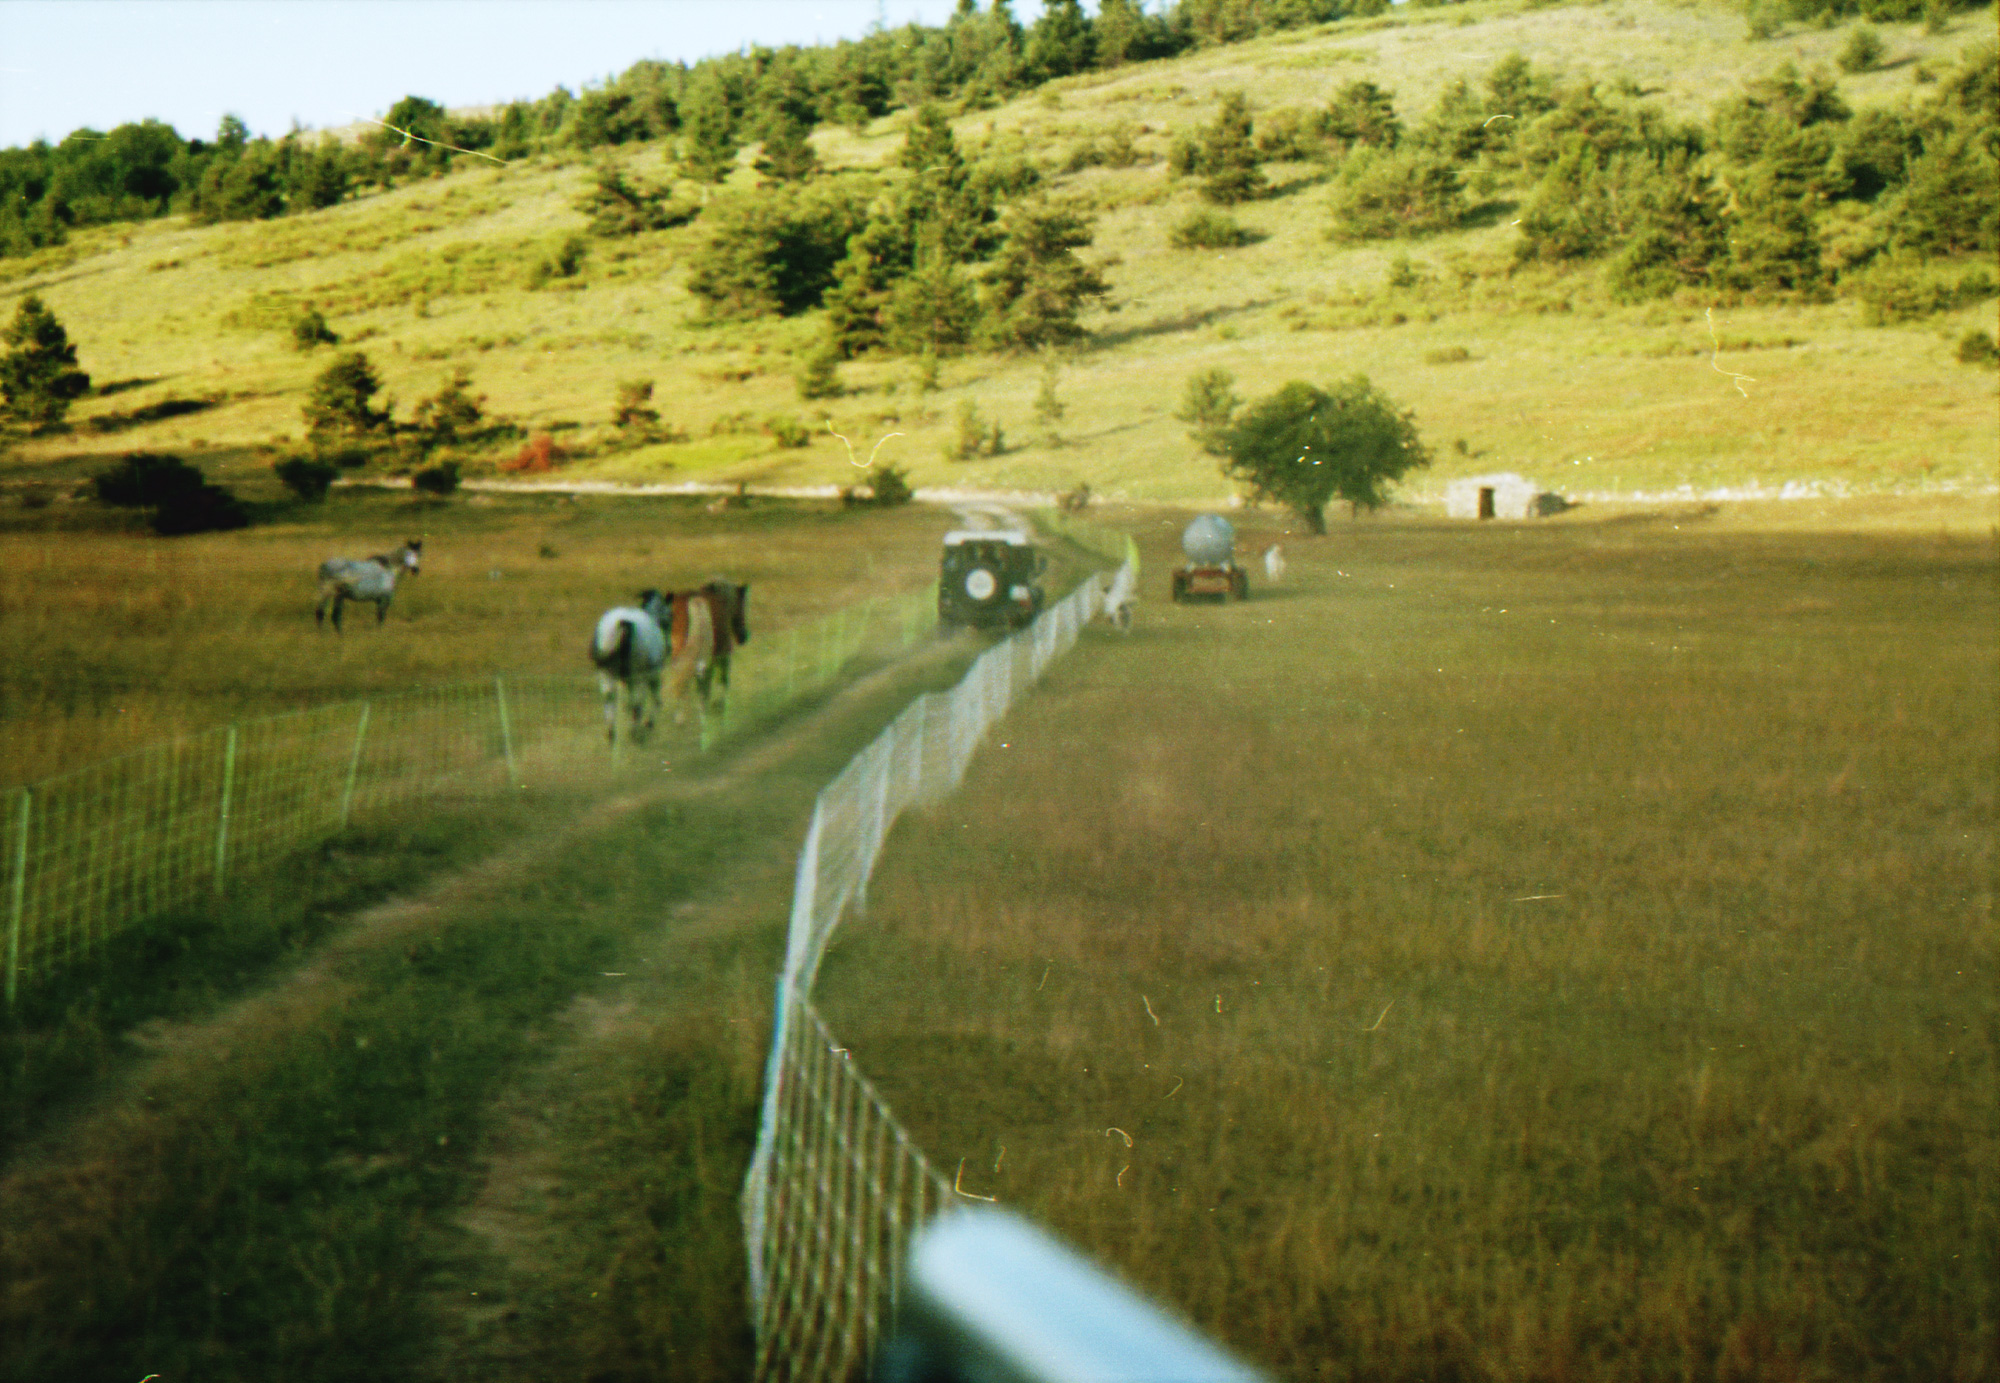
[331,594,345,632]
[635,671,660,742]
[599,674,619,744]
[376,596,390,625]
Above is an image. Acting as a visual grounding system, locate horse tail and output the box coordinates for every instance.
[592,615,635,679]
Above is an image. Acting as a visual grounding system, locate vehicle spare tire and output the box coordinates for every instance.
[963,566,998,602]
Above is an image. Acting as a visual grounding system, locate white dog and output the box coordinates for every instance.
[1101,564,1135,630]
[1263,544,1286,583]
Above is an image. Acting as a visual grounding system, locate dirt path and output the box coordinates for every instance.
[1,632,980,1379]
[414,639,990,1378]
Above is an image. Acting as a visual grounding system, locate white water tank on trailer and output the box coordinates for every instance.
[1181,514,1235,565]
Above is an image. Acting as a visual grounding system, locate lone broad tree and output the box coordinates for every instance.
[1215,376,1430,532]
[2,295,91,430]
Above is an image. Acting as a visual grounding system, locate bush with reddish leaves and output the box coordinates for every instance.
[504,433,569,474]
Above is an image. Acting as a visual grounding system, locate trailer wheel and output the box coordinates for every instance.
[1231,568,1249,600]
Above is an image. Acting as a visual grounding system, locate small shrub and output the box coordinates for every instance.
[1064,139,1109,174]
[411,367,485,451]
[1837,26,1885,74]
[304,351,391,436]
[1854,260,1999,325]
[945,399,987,462]
[529,233,588,287]
[274,456,338,500]
[1169,208,1256,249]
[94,451,206,508]
[1177,367,1241,455]
[321,443,374,469]
[868,461,914,506]
[1104,123,1141,168]
[613,379,659,427]
[1957,329,1999,365]
[504,434,569,473]
[795,341,844,400]
[411,460,461,495]
[765,414,812,448]
[93,451,250,534]
[1424,345,1473,364]
[150,483,250,535]
[1034,353,1065,442]
[291,308,339,351]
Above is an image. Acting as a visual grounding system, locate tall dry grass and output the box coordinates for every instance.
[0,491,947,785]
[816,507,1997,1380]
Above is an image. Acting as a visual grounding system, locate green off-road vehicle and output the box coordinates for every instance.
[937,529,1046,631]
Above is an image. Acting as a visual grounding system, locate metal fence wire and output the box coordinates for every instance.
[743,553,1131,1383]
[2,586,937,1009]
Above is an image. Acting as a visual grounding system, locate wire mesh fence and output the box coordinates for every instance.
[2,585,938,1009]
[743,552,1129,1383]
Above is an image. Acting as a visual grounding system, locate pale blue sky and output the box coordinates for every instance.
[0,1,1073,149]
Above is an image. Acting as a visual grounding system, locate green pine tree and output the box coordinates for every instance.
[680,78,739,184]
[755,113,821,182]
[303,351,391,436]
[1199,91,1266,205]
[1,294,91,430]
[978,202,1112,351]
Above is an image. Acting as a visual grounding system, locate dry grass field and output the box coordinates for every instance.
[0,0,1994,1375]
[817,502,1997,1380]
[0,491,947,786]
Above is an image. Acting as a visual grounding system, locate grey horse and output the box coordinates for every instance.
[591,588,671,744]
[316,539,422,630]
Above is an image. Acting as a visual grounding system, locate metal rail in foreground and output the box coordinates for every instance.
[878,1208,1268,1383]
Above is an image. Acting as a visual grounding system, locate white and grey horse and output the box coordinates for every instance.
[316,539,422,630]
[591,588,671,744]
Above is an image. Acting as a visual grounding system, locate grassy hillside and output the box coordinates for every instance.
[1,0,1994,510]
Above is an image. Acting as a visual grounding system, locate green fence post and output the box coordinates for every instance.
[6,788,28,1012]
[215,724,238,894]
[495,675,518,785]
[340,704,371,828]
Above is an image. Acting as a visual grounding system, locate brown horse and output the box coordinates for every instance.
[664,579,750,720]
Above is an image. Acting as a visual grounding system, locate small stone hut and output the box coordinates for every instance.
[1446,472,1552,520]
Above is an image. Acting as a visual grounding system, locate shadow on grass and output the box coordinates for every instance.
[92,376,175,399]
[1089,299,1276,351]
[85,396,224,435]
[1460,198,1522,231]
[1263,168,1336,199]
